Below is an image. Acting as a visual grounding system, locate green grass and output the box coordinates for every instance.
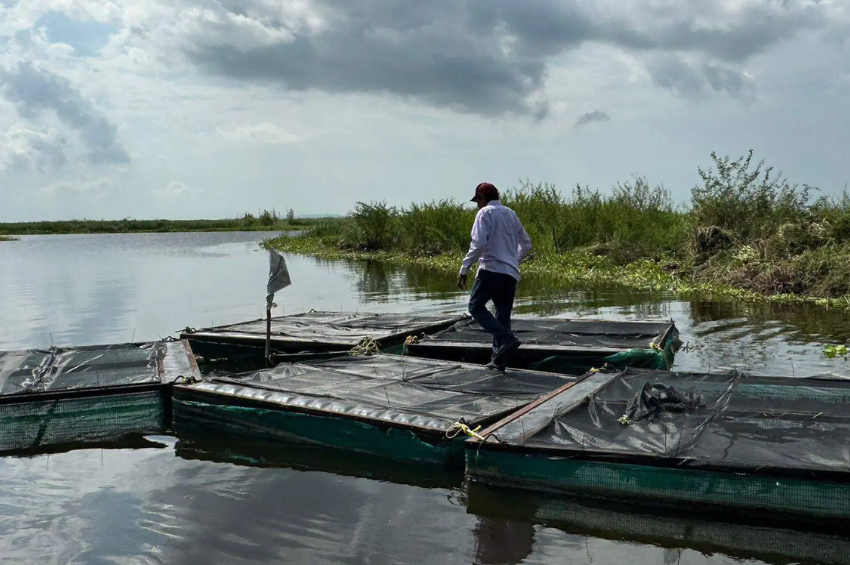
[0,211,319,235]
[265,150,850,308]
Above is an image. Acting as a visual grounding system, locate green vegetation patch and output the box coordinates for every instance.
[266,150,850,310]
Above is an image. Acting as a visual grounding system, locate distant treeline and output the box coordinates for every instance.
[0,210,319,235]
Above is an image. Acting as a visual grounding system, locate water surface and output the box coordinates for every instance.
[1,232,848,564]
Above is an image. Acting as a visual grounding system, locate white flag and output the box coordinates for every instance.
[266,249,291,310]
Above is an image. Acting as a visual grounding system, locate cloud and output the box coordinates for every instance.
[153,180,198,198]
[40,175,117,195]
[149,0,838,118]
[575,110,611,128]
[594,0,828,63]
[0,62,129,164]
[646,55,753,99]
[216,123,301,144]
[0,125,67,171]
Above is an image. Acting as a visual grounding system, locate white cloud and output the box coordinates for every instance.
[216,123,301,144]
[0,125,67,171]
[153,180,198,198]
[40,174,117,195]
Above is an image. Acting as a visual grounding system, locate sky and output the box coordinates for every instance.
[0,0,849,221]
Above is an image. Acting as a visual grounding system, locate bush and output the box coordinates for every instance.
[501,177,687,263]
[691,150,815,241]
[353,201,397,251]
[397,200,474,255]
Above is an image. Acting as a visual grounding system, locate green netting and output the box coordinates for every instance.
[602,341,676,370]
[467,450,850,519]
[527,328,679,373]
[172,396,465,466]
[0,390,166,453]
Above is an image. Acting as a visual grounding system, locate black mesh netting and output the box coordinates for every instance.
[0,391,166,452]
[187,353,574,432]
[620,381,705,424]
[491,367,850,475]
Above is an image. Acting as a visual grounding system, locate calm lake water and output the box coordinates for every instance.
[1,232,849,564]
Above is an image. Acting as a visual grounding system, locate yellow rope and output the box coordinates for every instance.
[350,336,381,356]
[404,335,419,346]
[446,421,486,441]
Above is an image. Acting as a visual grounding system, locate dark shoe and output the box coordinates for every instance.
[485,360,506,372]
[493,338,521,363]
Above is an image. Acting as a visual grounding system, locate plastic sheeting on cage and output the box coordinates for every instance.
[0,340,198,454]
[419,318,677,350]
[483,367,850,476]
[180,354,575,433]
[180,311,469,358]
[405,318,680,374]
[0,340,198,396]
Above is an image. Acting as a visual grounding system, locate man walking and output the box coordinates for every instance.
[457,182,532,370]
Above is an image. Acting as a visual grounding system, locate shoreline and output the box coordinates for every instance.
[0,216,319,236]
[265,234,850,311]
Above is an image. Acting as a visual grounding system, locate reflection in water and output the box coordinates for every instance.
[466,482,850,565]
[472,516,535,565]
[172,429,461,491]
[2,429,837,565]
[4,232,850,564]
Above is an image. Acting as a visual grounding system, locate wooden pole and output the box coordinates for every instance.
[265,307,272,366]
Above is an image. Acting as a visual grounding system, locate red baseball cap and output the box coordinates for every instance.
[471,182,499,201]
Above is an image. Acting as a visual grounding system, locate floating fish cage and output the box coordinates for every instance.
[5,313,850,531]
[180,310,468,362]
[172,353,576,467]
[465,367,850,521]
[405,317,681,374]
[0,340,199,454]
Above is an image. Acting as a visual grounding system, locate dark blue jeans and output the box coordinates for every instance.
[468,269,518,356]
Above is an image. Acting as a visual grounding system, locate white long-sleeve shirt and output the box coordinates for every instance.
[459,200,532,281]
